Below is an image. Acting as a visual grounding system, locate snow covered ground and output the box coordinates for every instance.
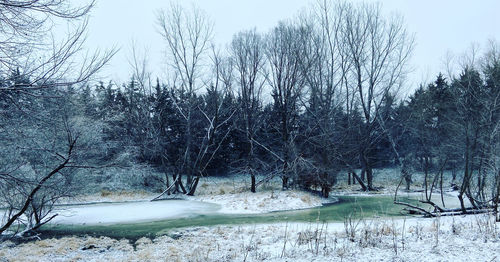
[2,214,498,261]
[189,190,330,214]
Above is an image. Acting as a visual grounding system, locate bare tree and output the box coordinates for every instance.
[265,22,309,190]
[156,3,214,195]
[231,29,266,193]
[152,47,235,199]
[481,40,500,221]
[293,1,351,196]
[451,42,500,214]
[342,2,414,190]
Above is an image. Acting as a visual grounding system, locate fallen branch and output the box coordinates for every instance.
[419,200,445,213]
[434,209,491,217]
[394,201,435,217]
[396,200,494,218]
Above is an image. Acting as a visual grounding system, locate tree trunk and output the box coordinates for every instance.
[351,171,367,191]
[282,175,289,190]
[251,174,256,193]
[495,170,500,222]
[366,167,374,190]
[322,186,330,198]
[187,176,200,196]
[458,192,466,214]
[186,107,193,187]
[361,153,374,190]
[424,156,429,200]
[405,174,411,191]
[172,174,180,193]
[178,174,187,194]
[165,172,171,195]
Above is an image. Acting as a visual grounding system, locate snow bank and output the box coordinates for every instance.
[189,190,332,214]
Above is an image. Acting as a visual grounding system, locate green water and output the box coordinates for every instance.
[40,195,419,240]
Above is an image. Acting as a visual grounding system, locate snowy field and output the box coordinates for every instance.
[1,214,498,261]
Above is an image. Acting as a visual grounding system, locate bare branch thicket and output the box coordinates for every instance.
[0,0,115,237]
[0,0,116,93]
[0,113,82,237]
[156,5,235,197]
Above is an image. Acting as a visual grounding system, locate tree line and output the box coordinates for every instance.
[76,1,415,197]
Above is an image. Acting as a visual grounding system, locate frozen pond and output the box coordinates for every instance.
[52,200,221,225]
[41,194,464,240]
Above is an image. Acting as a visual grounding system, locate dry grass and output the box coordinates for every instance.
[4,215,496,262]
[100,189,112,197]
[300,195,312,204]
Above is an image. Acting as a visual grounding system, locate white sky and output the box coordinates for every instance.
[82,0,500,91]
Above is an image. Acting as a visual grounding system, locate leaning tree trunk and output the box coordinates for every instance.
[165,172,171,195]
[187,176,200,196]
[351,170,368,191]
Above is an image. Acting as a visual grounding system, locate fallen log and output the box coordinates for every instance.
[396,200,494,217]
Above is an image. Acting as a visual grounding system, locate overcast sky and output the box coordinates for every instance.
[83,0,500,91]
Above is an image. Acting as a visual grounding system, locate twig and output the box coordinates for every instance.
[281,222,288,258]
